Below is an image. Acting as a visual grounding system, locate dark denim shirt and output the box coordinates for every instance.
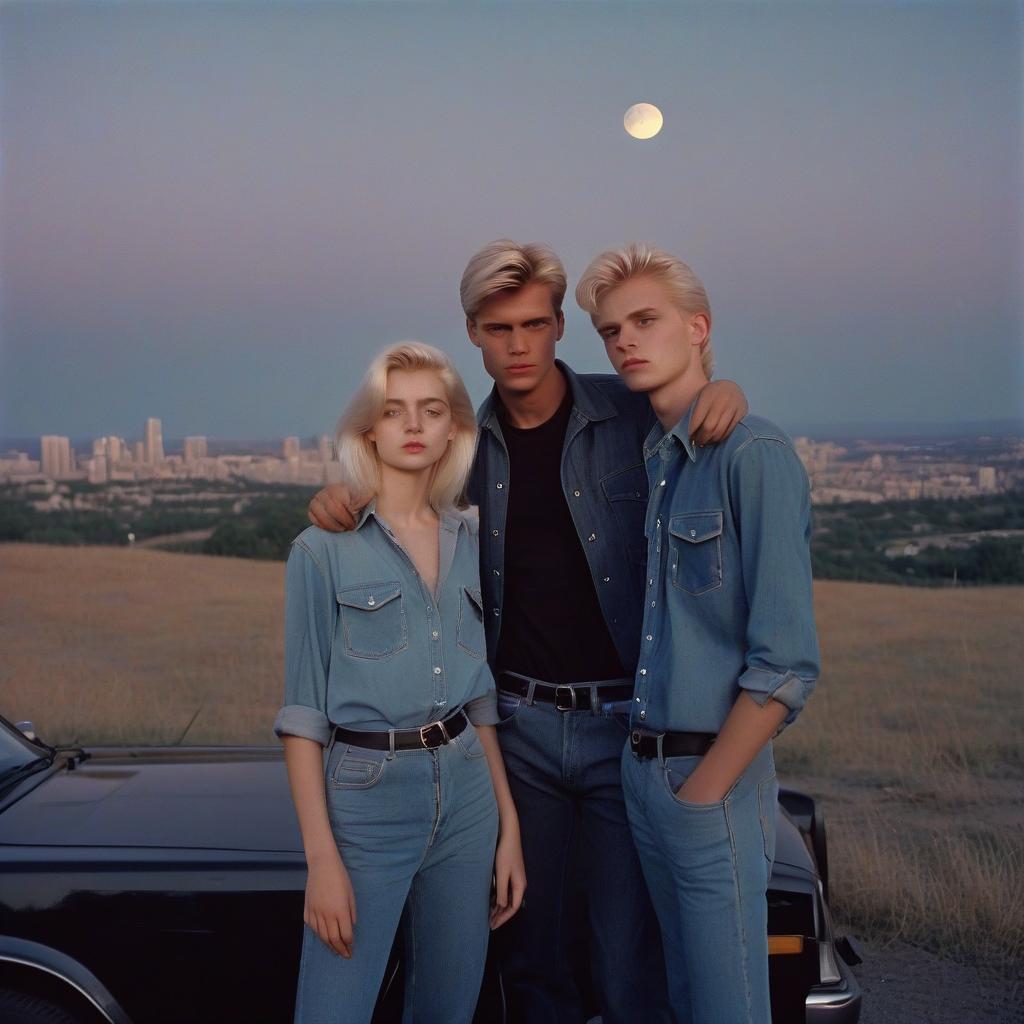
[632,399,820,735]
[468,360,657,674]
[274,503,499,745]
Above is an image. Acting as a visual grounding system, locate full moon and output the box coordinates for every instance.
[623,102,664,140]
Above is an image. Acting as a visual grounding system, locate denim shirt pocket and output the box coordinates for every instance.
[457,586,486,660]
[336,580,408,659]
[669,511,724,596]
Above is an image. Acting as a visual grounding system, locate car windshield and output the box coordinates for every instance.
[0,717,52,776]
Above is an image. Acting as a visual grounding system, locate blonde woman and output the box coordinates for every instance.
[274,343,525,1024]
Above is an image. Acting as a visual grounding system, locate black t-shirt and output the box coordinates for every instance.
[494,383,627,684]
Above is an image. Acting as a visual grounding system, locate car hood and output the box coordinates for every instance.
[0,747,304,853]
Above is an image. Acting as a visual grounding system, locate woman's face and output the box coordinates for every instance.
[368,368,456,474]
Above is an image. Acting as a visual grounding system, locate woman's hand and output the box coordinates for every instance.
[490,828,526,930]
[304,850,358,958]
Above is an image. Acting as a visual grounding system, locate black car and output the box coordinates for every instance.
[0,714,860,1024]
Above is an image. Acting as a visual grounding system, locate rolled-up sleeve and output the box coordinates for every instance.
[463,690,500,726]
[273,539,335,746]
[729,437,820,731]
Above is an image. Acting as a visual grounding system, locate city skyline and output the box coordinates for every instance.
[1,2,1021,439]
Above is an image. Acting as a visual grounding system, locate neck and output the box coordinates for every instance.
[648,367,710,432]
[496,363,567,429]
[374,464,438,527]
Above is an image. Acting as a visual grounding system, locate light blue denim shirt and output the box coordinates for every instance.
[632,399,820,735]
[274,503,499,745]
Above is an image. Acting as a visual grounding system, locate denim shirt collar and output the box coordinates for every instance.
[477,359,618,438]
[642,395,701,465]
[355,498,464,538]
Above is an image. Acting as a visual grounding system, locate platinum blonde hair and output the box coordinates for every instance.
[460,239,567,321]
[335,342,477,511]
[575,242,715,378]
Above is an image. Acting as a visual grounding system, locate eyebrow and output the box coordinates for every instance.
[383,397,449,406]
[595,307,660,331]
[480,314,554,328]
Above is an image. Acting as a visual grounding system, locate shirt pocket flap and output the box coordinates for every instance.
[669,511,723,545]
[464,586,484,612]
[600,463,647,502]
[336,580,402,611]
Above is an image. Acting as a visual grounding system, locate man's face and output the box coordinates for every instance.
[593,274,708,395]
[466,280,565,395]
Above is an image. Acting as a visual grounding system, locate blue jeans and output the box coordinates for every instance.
[495,691,671,1024]
[622,741,778,1024]
[294,724,499,1024]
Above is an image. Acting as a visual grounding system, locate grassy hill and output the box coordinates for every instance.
[2,543,1021,967]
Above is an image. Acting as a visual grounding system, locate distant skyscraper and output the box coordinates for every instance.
[317,434,332,463]
[40,435,72,478]
[184,436,208,463]
[105,436,124,463]
[978,467,997,492]
[145,418,164,464]
[283,436,300,460]
[133,441,145,464]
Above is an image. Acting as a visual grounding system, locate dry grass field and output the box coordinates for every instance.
[2,543,1021,971]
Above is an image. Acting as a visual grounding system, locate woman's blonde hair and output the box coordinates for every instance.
[575,242,715,378]
[335,342,477,511]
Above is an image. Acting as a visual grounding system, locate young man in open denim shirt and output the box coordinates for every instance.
[309,240,749,1023]
[577,243,819,1024]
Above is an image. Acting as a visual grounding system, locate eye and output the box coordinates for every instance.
[425,407,443,417]
[600,328,619,341]
[383,408,402,417]
[638,317,656,327]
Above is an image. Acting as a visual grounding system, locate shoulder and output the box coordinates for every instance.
[574,371,656,426]
[290,524,355,574]
[723,415,797,458]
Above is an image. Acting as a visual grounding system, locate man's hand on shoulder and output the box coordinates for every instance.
[308,485,368,532]
[690,379,748,446]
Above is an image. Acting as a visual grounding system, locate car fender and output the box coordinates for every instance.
[0,936,132,1024]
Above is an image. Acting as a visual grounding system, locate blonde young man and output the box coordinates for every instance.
[309,240,749,1024]
[577,244,820,1024]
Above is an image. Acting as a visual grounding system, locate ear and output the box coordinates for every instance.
[466,316,482,349]
[554,309,566,342]
[688,312,710,349]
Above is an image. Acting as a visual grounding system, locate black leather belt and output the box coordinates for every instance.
[629,729,717,759]
[333,709,469,751]
[498,672,634,712]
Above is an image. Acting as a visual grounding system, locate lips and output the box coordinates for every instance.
[621,359,648,370]
[505,364,534,374]
[402,442,426,452]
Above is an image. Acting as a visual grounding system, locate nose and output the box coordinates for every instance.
[508,328,529,355]
[406,410,423,433]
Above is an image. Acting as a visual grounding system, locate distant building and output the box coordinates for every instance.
[283,436,300,460]
[183,436,208,463]
[87,455,109,484]
[317,434,332,463]
[978,466,997,492]
[145,418,164,464]
[40,435,72,478]
[133,441,145,464]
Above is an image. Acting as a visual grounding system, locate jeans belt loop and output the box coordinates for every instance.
[656,732,666,765]
[589,684,600,717]
[525,678,538,706]
[386,728,396,761]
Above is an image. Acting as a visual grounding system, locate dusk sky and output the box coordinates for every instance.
[1,1,1021,443]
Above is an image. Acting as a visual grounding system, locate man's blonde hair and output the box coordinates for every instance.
[575,243,714,378]
[335,342,477,511]
[460,239,567,321]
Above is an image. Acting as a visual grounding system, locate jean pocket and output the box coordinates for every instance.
[455,723,487,760]
[457,586,486,660]
[662,754,741,810]
[337,580,408,659]
[495,691,522,728]
[328,743,388,790]
[668,511,723,596]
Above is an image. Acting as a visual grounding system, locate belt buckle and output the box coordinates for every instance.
[553,685,578,712]
[630,729,643,752]
[419,720,450,749]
